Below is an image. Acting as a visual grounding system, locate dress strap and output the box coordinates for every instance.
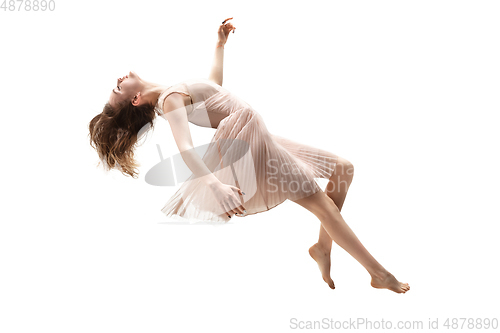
[156,82,191,114]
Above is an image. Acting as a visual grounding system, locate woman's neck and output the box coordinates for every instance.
[140,81,170,105]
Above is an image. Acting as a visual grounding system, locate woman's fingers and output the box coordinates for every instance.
[224,24,234,34]
[221,18,236,34]
[235,204,246,215]
[225,193,246,217]
[225,198,242,216]
[224,199,241,217]
[221,201,233,218]
[218,186,246,218]
[229,191,246,215]
[231,200,245,215]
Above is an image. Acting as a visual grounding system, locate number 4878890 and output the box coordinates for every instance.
[1,0,56,11]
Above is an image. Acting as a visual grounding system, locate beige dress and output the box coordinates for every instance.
[155,78,339,224]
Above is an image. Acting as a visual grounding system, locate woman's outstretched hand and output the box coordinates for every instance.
[217,17,236,46]
[209,181,246,218]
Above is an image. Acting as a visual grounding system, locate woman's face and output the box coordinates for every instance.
[108,71,142,108]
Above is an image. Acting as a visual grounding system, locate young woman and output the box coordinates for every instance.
[88,18,410,294]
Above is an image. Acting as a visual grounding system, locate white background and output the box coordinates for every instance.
[1,0,499,332]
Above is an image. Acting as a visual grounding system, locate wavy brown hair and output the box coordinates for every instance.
[88,99,162,178]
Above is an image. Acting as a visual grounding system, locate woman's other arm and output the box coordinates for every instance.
[162,93,221,187]
[208,18,236,86]
[162,93,246,216]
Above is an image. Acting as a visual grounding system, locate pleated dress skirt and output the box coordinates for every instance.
[160,86,339,225]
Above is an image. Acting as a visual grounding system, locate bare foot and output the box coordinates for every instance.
[309,243,335,289]
[371,271,410,294]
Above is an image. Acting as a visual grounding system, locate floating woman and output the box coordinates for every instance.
[88,17,410,293]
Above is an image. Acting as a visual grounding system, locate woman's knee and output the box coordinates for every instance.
[335,157,354,180]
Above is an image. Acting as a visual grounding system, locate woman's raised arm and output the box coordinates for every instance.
[208,18,236,86]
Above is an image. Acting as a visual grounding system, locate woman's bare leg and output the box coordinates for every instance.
[309,157,354,289]
[292,189,410,293]
[321,157,354,245]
